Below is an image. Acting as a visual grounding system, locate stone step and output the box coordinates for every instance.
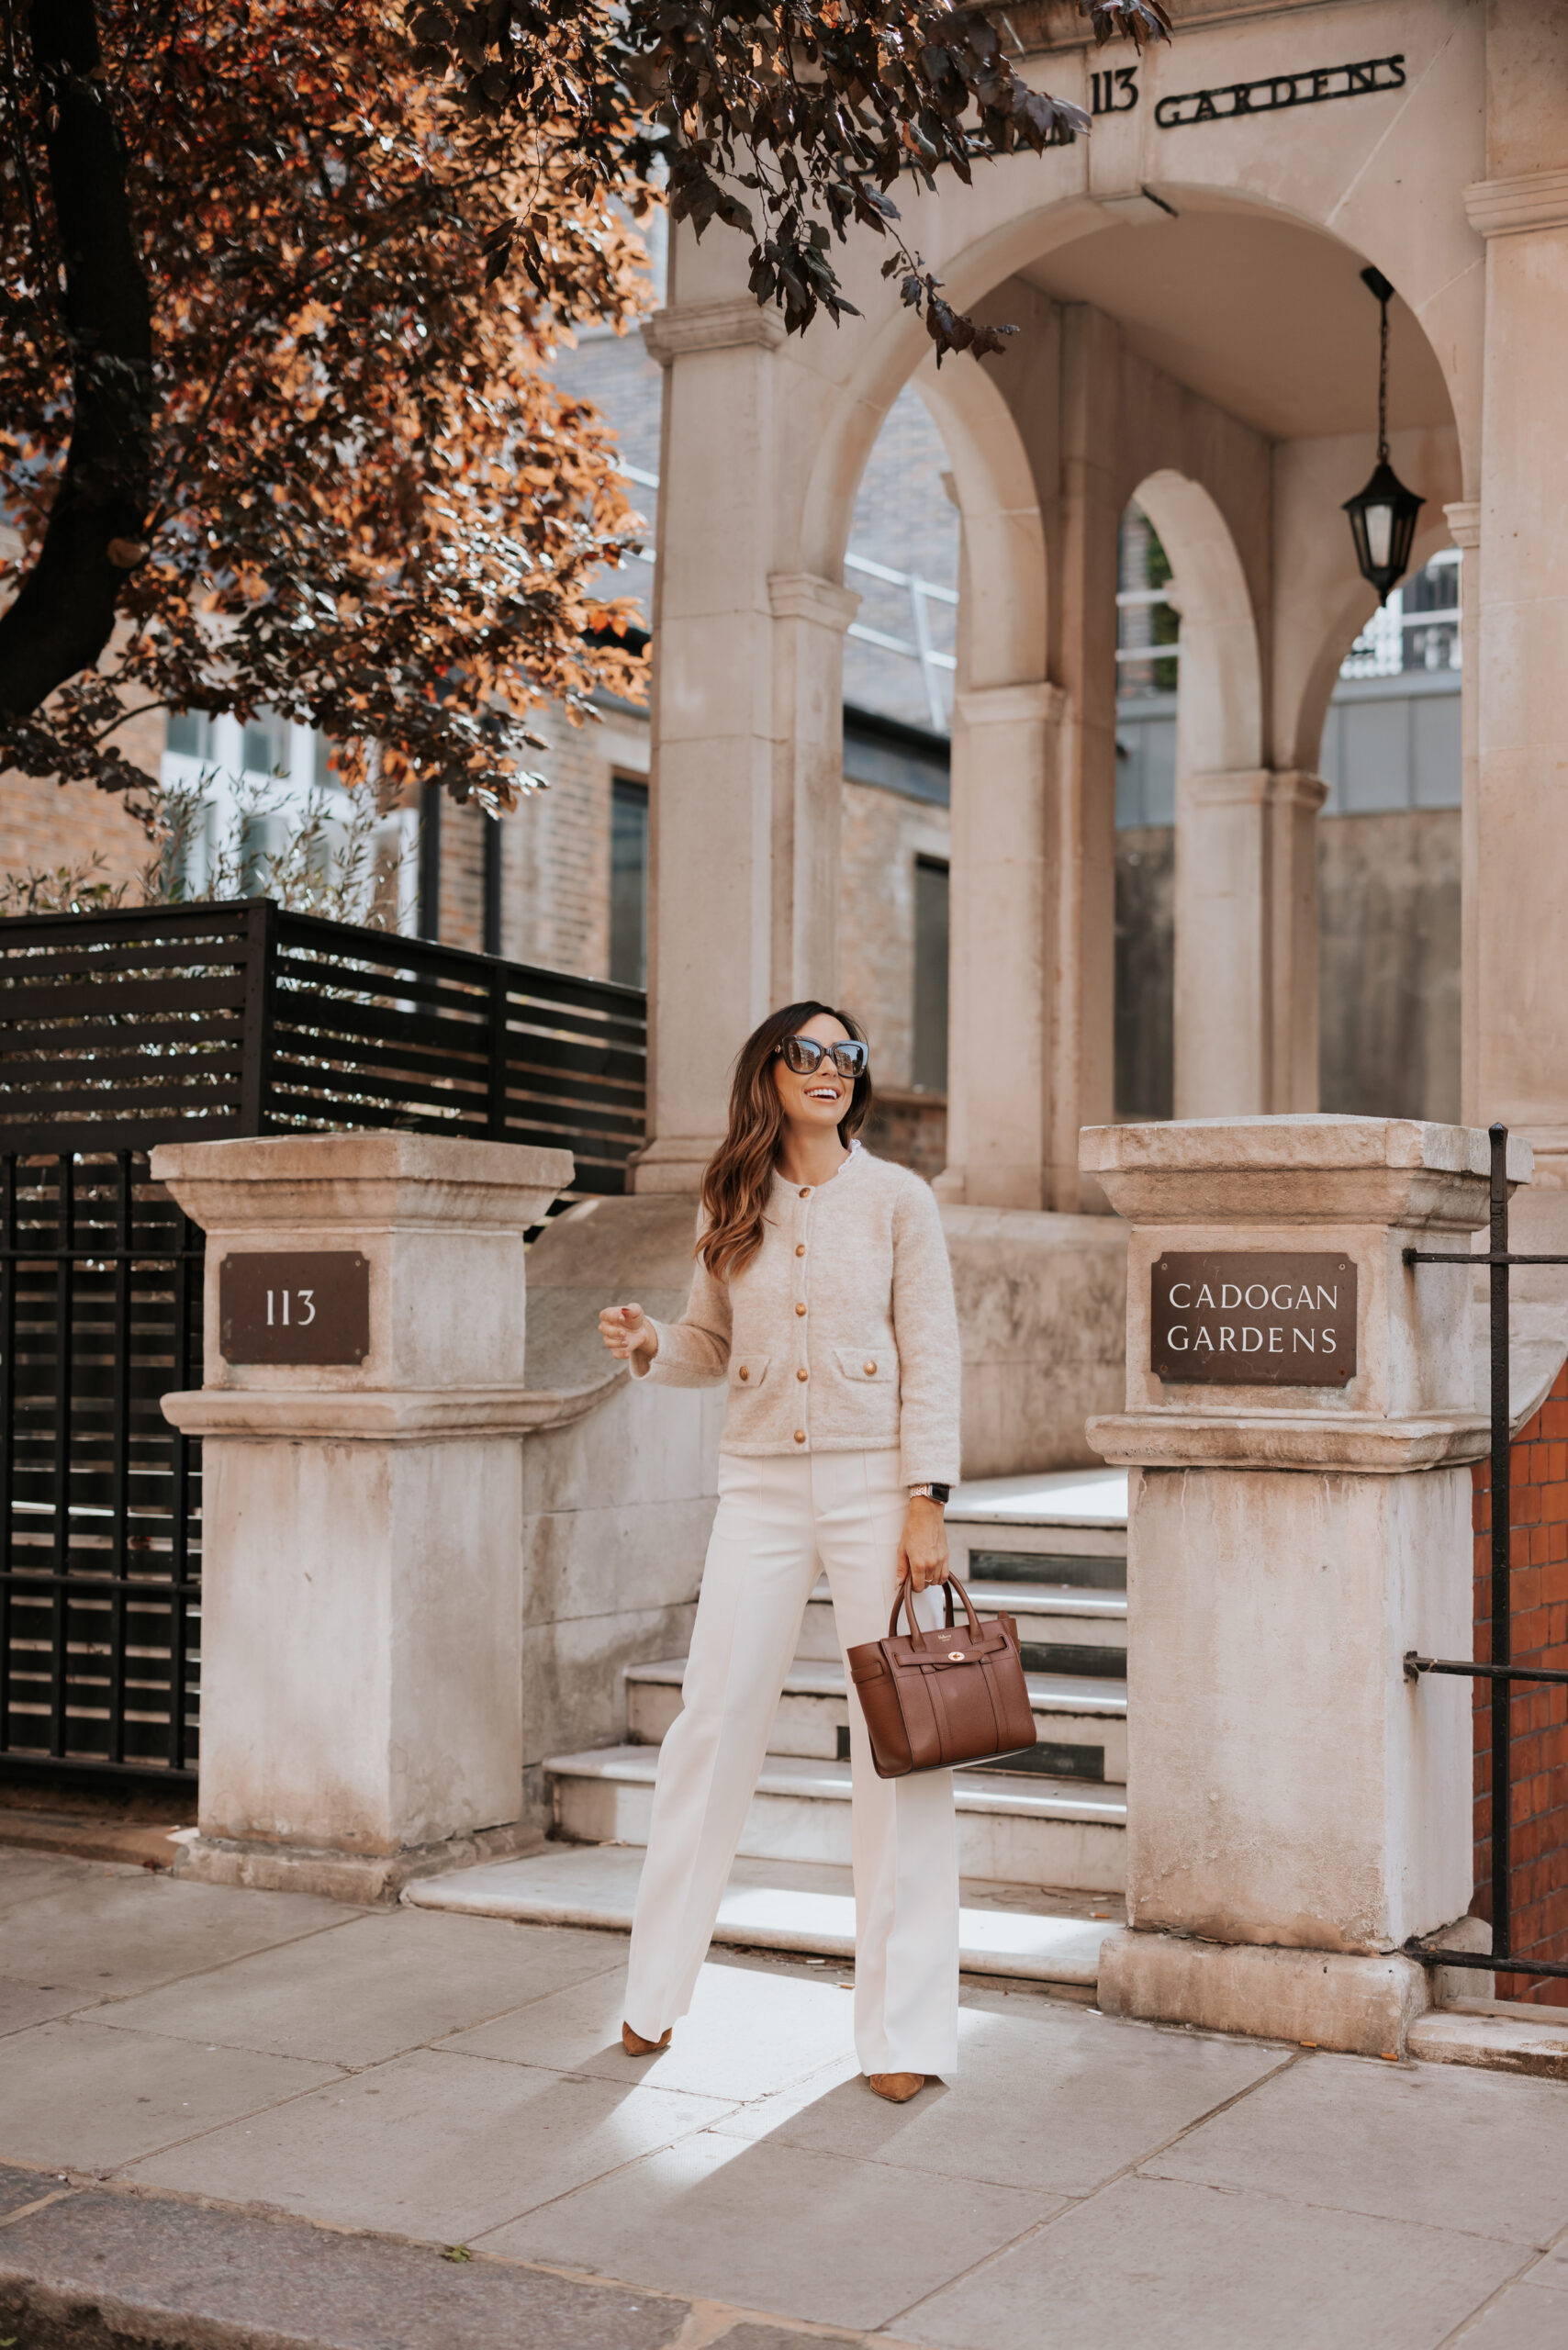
[546,1744,1126,1894]
[942,1469,1129,1586]
[793,1581,1127,1677]
[405,1845,1122,1986]
[624,1655,1129,1783]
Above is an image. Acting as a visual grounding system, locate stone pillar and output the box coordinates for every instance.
[938,680,1066,1210]
[155,1133,572,1903]
[634,298,855,1192]
[1052,303,1121,1212]
[1174,770,1327,1119]
[1467,161,1568,1192]
[1265,771,1330,1113]
[1081,1115,1522,2053]
[1447,499,1481,1131]
[767,570,860,1011]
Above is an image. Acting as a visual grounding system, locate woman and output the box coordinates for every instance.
[598,1001,962,2103]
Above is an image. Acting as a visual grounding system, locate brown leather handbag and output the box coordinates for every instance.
[846,1572,1037,1778]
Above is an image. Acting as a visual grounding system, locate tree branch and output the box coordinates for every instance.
[0,0,152,720]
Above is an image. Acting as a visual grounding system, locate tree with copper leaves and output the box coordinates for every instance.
[0,0,1170,808]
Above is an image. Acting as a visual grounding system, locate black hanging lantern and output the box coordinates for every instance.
[1343,265,1424,605]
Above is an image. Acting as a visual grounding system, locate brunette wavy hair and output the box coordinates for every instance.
[698,1002,873,1282]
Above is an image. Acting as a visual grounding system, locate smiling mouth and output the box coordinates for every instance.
[806,1086,841,1102]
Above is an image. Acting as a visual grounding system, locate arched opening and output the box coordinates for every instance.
[1312,517,1466,1124]
[1113,498,1178,1121]
[832,384,958,1181]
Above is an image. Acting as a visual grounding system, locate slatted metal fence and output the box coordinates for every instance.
[0,901,646,1783]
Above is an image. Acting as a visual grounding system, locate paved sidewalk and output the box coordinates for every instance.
[3,1850,1567,2349]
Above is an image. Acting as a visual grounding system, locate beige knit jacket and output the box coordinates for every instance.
[630,1146,960,1486]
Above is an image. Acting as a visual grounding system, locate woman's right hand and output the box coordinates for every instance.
[598,1302,658,1366]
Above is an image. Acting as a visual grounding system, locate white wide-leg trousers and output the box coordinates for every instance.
[622,1448,959,2077]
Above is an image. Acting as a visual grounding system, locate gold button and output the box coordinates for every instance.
[738,1366,749,1381]
[864,1360,877,1376]
[793,1429,805,1444]
[795,1303,807,1317]
[795,1244,806,1258]
[796,1367,808,1382]
[799,1186,811,1198]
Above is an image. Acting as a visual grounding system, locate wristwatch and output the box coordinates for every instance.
[908,1483,950,1505]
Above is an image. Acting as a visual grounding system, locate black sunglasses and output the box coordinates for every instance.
[777,1035,868,1080]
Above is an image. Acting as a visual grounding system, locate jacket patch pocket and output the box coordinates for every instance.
[834,1347,898,1387]
[731,1353,770,1390]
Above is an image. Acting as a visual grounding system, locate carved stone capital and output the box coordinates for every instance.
[641,299,789,364]
[1464,169,1568,239]
[1444,499,1481,552]
[767,571,861,632]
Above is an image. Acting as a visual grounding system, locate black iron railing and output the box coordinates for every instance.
[0,1155,202,1779]
[1404,1122,1568,1986]
[0,902,647,1781]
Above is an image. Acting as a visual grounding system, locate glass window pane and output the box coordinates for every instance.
[610,777,648,990]
[913,856,949,1094]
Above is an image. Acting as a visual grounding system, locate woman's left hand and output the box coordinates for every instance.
[899,1495,949,1594]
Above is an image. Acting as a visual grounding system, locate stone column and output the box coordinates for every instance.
[1081,1115,1522,2053]
[156,1133,572,1903]
[767,569,860,1012]
[1051,303,1121,1212]
[634,298,854,1192]
[1446,499,1481,1130]
[1467,163,1568,1194]
[1265,771,1330,1113]
[1174,770,1327,1119]
[938,680,1067,1211]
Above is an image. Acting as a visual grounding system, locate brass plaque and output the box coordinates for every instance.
[219,1252,370,1366]
[1151,1252,1356,1387]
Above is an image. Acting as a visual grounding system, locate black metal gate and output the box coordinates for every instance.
[1,902,647,1785]
[1406,1122,1568,1990]
[1,1154,203,1781]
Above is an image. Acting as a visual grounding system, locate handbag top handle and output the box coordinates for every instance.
[888,1571,983,1650]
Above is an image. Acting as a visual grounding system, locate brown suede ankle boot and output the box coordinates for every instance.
[622,2021,672,2056]
[867,2071,924,2102]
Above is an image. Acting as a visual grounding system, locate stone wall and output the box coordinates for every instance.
[837,776,950,1090]
[1113,807,1462,1125]
[1473,1361,1568,2004]
[1318,809,1462,1124]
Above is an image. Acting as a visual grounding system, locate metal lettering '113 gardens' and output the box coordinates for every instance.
[1154,54,1406,129]
[1150,1253,1357,1387]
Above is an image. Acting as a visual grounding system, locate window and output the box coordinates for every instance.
[913,856,949,1093]
[610,776,649,989]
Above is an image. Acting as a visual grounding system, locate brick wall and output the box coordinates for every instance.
[1471,1360,1568,2005]
[0,711,163,900]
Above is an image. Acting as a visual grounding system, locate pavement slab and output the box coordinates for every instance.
[895,2172,1529,2350]
[0,2178,692,2350]
[3,2018,344,2171]
[712,1987,1291,2195]
[95,1907,626,2068]
[127,2045,737,2244]
[481,2131,1058,2333]
[0,1858,353,2000]
[0,1971,89,2036]
[442,1947,863,2103]
[1455,2286,1568,2350]
[0,1849,110,1912]
[1143,2047,1568,2244]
